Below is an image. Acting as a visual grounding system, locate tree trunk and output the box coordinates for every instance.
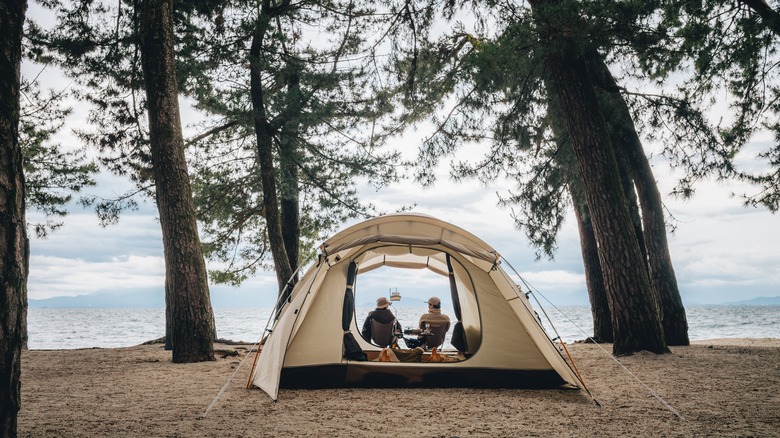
[529,0,668,355]
[279,61,302,292]
[164,277,173,350]
[0,0,28,433]
[570,185,613,342]
[545,79,613,342]
[631,148,690,345]
[249,14,295,296]
[139,0,216,363]
[279,172,299,287]
[588,52,690,346]
[613,135,647,260]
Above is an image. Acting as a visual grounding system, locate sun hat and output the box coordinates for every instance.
[376,297,390,309]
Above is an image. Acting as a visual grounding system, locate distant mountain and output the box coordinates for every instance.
[30,288,432,309]
[32,288,778,308]
[725,296,780,305]
[29,286,278,308]
[29,288,164,308]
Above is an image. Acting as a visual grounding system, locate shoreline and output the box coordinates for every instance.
[18,338,780,436]
[24,336,779,351]
[27,305,780,351]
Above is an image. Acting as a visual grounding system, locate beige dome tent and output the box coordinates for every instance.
[247,213,584,400]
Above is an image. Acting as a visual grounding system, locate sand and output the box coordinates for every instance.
[17,338,780,437]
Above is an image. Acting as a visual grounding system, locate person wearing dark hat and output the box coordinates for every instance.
[404,296,451,349]
[361,296,402,348]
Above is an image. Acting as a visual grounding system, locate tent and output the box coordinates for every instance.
[248,213,584,400]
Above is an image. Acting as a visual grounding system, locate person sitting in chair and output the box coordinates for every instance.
[404,296,451,350]
[361,296,402,348]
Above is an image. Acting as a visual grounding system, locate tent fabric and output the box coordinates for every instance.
[450,321,468,353]
[248,213,583,400]
[446,253,463,320]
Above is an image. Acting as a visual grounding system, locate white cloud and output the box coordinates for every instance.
[20,54,780,306]
[26,159,779,306]
[29,254,165,299]
[519,270,586,288]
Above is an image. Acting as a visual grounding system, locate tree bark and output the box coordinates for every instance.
[570,185,613,342]
[164,276,172,350]
[545,78,613,342]
[279,61,302,292]
[613,134,647,260]
[0,0,29,434]
[529,0,668,355]
[249,9,295,296]
[588,52,690,346]
[139,0,216,363]
[630,147,690,345]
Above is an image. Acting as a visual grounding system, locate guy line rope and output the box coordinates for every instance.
[506,257,687,423]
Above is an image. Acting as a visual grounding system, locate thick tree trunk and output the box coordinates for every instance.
[631,150,690,345]
[164,277,173,350]
[570,186,613,342]
[139,0,215,363]
[546,81,613,342]
[588,52,690,346]
[0,0,28,434]
[279,62,302,291]
[249,16,294,295]
[529,0,667,355]
[613,136,647,259]
[279,189,299,284]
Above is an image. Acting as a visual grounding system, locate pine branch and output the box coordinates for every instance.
[184,119,240,148]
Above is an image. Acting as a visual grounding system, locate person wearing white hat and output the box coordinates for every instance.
[361,296,402,348]
[404,296,451,349]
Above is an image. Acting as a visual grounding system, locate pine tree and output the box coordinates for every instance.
[19,77,98,238]
[391,1,677,352]
[31,0,217,361]
[177,0,406,293]
[526,0,667,354]
[1,0,29,433]
[595,0,780,211]
[138,0,215,362]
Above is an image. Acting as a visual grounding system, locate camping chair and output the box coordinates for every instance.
[422,322,449,350]
[369,318,400,348]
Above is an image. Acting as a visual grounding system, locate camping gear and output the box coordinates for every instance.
[247,213,583,400]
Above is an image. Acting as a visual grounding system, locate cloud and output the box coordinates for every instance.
[21,86,780,307]
[27,169,780,306]
[29,254,165,299]
[520,269,585,288]
[28,211,163,262]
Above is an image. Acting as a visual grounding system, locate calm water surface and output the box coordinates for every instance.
[26,305,780,350]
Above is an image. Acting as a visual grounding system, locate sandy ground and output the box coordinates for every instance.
[17,338,780,437]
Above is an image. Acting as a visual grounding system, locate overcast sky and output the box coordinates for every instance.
[21,3,779,307]
[26,125,780,307]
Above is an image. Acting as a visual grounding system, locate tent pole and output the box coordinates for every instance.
[245,253,316,389]
[244,332,267,389]
[501,256,595,393]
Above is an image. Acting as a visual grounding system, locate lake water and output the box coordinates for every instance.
[26,305,780,350]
